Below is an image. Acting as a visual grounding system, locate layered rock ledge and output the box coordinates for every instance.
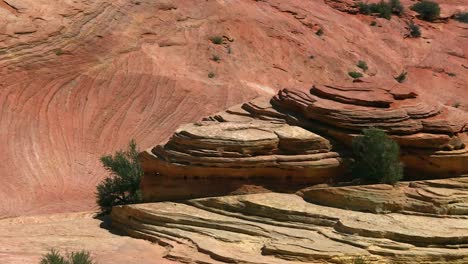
[112,177,468,264]
[141,81,468,202]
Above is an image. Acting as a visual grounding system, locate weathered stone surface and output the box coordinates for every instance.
[299,177,468,214]
[141,118,345,201]
[112,178,468,264]
[270,82,468,177]
[0,212,175,264]
[142,80,468,202]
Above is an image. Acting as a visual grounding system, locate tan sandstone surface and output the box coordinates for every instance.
[0,0,467,218]
[0,212,175,264]
[112,177,468,264]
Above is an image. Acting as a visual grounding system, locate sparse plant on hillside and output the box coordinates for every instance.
[454,12,468,23]
[55,49,65,56]
[348,71,363,79]
[96,139,143,214]
[358,2,372,15]
[447,72,456,77]
[357,60,368,71]
[67,251,95,264]
[351,128,403,184]
[210,36,223,45]
[370,21,377,26]
[390,0,404,16]
[358,1,392,19]
[211,54,220,62]
[40,249,67,264]
[395,71,407,83]
[410,1,440,22]
[408,22,421,38]
[208,72,216,78]
[40,249,95,264]
[316,28,324,36]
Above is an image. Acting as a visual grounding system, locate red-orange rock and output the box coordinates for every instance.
[0,0,467,218]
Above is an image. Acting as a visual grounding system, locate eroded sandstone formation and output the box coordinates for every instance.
[140,118,346,201]
[112,177,468,264]
[272,82,468,177]
[1,0,467,218]
[141,80,468,202]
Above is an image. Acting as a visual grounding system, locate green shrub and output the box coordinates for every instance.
[211,55,220,62]
[370,21,377,26]
[351,128,403,184]
[358,2,372,15]
[409,22,421,37]
[348,71,363,79]
[410,1,440,21]
[40,249,95,264]
[454,12,468,23]
[316,28,324,36]
[208,72,216,78]
[374,1,392,19]
[40,249,67,264]
[390,0,404,16]
[395,71,407,83]
[68,251,95,264]
[210,36,223,45]
[55,49,65,56]
[357,60,368,71]
[358,1,392,19]
[96,139,143,214]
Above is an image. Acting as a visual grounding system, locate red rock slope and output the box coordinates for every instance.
[0,0,466,217]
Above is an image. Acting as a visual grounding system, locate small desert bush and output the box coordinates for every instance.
[96,139,143,214]
[210,36,223,45]
[454,12,468,23]
[409,22,421,38]
[358,1,392,19]
[410,1,440,21]
[389,0,404,16]
[40,249,95,264]
[395,71,407,83]
[208,72,216,78]
[348,71,363,79]
[316,28,324,36]
[351,128,403,184]
[357,60,368,71]
[211,55,220,62]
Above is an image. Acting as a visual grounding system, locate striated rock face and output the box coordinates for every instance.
[1,0,467,218]
[141,80,468,202]
[112,177,468,264]
[271,82,468,177]
[141,117,346,201]
[299,177,468,215]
